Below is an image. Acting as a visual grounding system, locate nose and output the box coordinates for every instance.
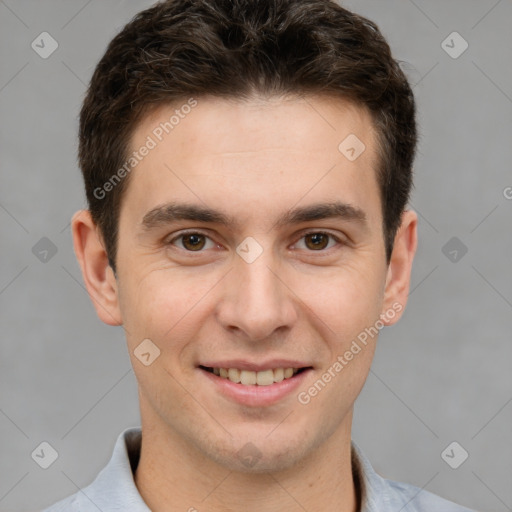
[215,248,298,342]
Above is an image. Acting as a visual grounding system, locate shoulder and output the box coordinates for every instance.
[350,440,477,512]
[40,493,80,512]
[384,478,477,512]
[38,426,145,512]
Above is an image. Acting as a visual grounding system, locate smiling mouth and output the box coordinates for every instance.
[199,365,312,386]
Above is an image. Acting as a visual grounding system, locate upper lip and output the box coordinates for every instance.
[199,360,313,372]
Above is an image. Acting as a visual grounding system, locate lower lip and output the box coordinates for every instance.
[199,368,312,407]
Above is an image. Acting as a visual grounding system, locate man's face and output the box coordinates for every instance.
[110,94,401,471]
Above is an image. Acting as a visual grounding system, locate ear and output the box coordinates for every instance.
[71,210,122,326]
[380,209,418,326]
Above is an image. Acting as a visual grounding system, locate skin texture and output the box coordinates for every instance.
[72,94,417,512]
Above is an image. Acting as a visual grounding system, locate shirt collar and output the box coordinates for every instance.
[76,427,151,511]
[77,426,391,512]
[351,438,392,511]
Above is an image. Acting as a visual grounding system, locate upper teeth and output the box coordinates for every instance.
[213,367,299,386]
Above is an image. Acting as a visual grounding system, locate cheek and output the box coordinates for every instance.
[119,272,206,403]
[302,281,380,414]
[118,269,215,350]
[297,259,385,342]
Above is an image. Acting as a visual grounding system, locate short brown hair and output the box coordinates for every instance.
[79,0,417,272]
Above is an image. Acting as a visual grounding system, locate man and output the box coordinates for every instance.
[42,0,476,510]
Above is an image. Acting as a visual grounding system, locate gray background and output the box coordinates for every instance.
[1,1,511,511]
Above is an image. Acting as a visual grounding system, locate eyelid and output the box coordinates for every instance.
[292,229,346,251]
[166,229,219,251]
[166,228,347,252]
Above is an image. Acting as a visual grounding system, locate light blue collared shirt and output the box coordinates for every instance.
[41,427,476,511]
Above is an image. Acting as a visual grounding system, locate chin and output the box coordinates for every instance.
[221,447,306,474]
[202,430,314,474]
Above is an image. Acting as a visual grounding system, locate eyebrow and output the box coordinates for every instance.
[140,201,368,232]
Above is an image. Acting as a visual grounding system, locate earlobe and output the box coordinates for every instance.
[381,209,418,326]
[71,210,123,326]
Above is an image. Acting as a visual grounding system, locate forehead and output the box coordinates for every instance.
[120,94,382,232]
[136,94,377,158]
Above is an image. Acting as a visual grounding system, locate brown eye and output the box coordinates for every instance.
[304,232,331,250]
[181,233,206,251]
[294,231,343,253]
[169,232,215,252]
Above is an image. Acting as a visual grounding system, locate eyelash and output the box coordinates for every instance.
[166,230,346,254]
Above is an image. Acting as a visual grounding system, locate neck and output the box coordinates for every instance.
[134,405,359,512]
